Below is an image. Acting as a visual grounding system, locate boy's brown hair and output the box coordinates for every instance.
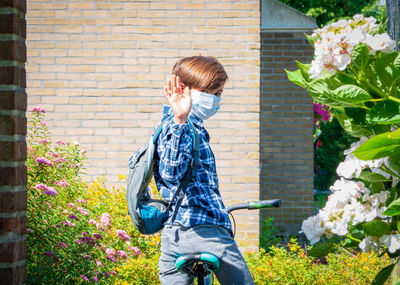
[172,56,228,91]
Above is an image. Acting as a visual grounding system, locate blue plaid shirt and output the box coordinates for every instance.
[152,105,232,234]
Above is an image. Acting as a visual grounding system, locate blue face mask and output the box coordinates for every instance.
[190,89,221,120]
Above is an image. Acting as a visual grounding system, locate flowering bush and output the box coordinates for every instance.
[286,14,400,284]
[245,239,390,285]
[26,108,153,283]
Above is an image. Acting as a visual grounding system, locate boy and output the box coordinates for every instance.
[154,56,255,284]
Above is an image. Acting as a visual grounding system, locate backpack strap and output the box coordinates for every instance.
[165,118,199,222]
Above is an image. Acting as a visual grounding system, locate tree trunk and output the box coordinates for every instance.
[386,0,400,51]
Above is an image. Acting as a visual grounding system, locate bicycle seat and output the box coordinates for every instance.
[175,252,220,277]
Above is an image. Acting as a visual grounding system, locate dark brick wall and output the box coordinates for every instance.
[260,32,314,235]
[0,1,27,284]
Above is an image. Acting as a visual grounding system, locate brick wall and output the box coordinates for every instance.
[26,0,261,251]
[260,31,314,235]
[0,0,27,284]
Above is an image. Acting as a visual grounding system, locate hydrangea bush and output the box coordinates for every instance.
[26,108,148,284]
[286,14,400,284]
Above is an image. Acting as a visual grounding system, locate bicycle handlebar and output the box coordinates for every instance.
[227,199,281,213]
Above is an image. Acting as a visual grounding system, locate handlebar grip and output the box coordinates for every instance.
[247,199,280,209]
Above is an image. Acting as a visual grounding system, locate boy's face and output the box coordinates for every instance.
[190,87,224,98]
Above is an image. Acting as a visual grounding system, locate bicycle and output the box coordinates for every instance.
[174,199,281,285]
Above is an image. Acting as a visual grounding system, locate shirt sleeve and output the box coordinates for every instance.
[157,119,194,184]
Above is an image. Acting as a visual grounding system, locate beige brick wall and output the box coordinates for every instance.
[26,0,261,251]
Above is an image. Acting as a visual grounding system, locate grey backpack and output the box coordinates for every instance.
[126,116,199,235]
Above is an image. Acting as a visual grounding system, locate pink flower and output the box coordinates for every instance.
[56,140,65,145]
[117,250,128,259]
[110,270,118,276]
[75,239,84,245]
[39,139,48,144]
[56,242,68,248]
[76,199,87,204]
[128,246,141,256]
[82,253,91,260]
[54,180,69,187]
[43,251,59,262]
[53,157,66,164]
[50,152,60,157]
[96,223,106,232]
[79,275,89,281]
[66,203,76,208]
[35,183,49,191]
[62,220,75,227]
[116,229,131,242]
[36,157,53,167]
[40,121,47,126]
[32,106,45,113]
[96,260,103,267]
[91,276,99,283]
[27,228,34,233]
[105,248,115,256]
[88,219,97,225]
[77,207,89,216]
[104,272,110,277]
[68,214,78,220]
[93,233,103,240]
[44,187,58,196]
[99,213,111,227]
[106,255,117,263]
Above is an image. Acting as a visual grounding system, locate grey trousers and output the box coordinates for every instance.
[158,224,255,285]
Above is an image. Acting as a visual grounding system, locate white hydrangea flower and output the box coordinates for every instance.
[301,215,325,245]
[380,235,400,253]
[336,137,387,179]
[365,33,397,54]
[359,236,381,253]
[308,14,395,79]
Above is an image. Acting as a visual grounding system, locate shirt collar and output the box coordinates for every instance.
[162,104,204,127]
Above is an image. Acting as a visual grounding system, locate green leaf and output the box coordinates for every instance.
[346,108,369,126]
[394,53,400,72]
[387,184,400,206]
[390,129,400,139]
[285,69,305,88]
[370,181,386,194]
[335,110,373,138]
[296,61,311,82]
[353,129,400,160]
[371,264,395,285]
[362,220,390,236]
[352,43,369,71]
[363,52,398,96]
[384,197,400,216]
[304,32,317,48]
[390,75,400,98]
[332,85,372,104]
[358,171,390,182]
[308,240,335,257]
[305,79,339,107]
[389,152,400,175]
[368,101,400,125]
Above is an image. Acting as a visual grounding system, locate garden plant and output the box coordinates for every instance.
[26,108,150,284]
[286,14,400,284]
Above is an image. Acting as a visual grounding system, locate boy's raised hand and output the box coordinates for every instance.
[164,75,191,125]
